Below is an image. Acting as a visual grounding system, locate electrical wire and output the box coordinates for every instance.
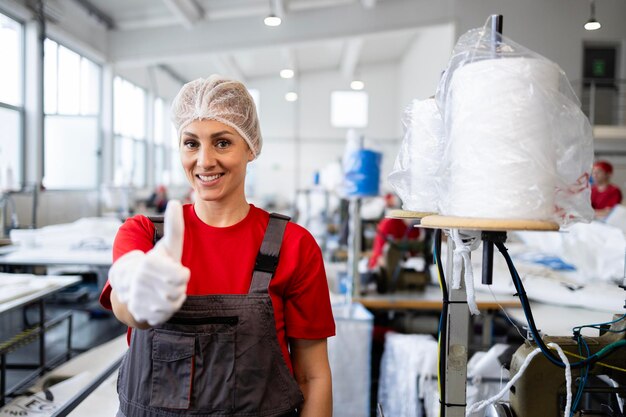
[571,335,590,416]
[495,241,626,369]
[486,284,527,341]
[573,314,626,335]
[433,229,447,417]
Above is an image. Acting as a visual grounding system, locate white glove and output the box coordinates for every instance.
[109,200,190,326]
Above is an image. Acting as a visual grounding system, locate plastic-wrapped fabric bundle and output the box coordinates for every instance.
[377,333,438,417]
[435,21,593,225]
[327,303,373,417]
[388,98,445,213]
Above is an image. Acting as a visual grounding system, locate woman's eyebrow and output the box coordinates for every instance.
[181,131,199,138]
[211,130,234,139]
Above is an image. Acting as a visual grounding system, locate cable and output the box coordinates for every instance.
[573,314,626,335]
[433,229,448,417]
[571,335,590,416]
[486,284,527,341]
[495,241,626,369]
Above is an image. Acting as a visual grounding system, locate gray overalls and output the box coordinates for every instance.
[117,214,304,417]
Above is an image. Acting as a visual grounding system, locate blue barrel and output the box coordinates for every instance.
[344,149,382,197]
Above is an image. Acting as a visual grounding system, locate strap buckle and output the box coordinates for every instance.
[254,253,279,274]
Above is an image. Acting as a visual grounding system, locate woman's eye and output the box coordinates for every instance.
[183,140,198,149]
[216,140,230,149]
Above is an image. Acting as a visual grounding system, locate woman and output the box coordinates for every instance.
[591,160,623,219]
[100,76,335,417]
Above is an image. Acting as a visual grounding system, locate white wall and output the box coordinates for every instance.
[398,23,456,115]
[246,64,401,206]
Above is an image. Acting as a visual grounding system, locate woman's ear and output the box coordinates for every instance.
[247,149,255,162]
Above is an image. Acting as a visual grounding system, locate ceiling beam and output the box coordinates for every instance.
[157,64,189,85]
[71,0,115,29]
[162,0,204,29]
[109,0,453,67]
[340,37,363,79]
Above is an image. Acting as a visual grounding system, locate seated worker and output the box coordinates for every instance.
[367,193,422,292]
[146,184,169,214]
[591,160,623,219]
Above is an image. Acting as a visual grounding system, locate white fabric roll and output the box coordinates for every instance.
[444,57,561,220]
[389,98,444,213]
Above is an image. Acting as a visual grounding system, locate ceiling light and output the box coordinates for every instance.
[584,0,601,31]
[285,92,298,102]
[264,14,282,26]
[350,80,365,90]
[584,19,601,30]
[280,69,294,79]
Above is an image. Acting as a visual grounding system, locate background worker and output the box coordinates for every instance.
[100,75,335,417]
[591,160,623,219]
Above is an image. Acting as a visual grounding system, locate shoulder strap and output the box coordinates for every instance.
[249,213,291,294]
[147,216,164,245]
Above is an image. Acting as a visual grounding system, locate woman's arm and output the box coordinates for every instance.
[110,289,150,329]
[290,338,332,417]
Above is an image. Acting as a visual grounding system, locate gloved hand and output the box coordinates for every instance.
[109,200,190,326]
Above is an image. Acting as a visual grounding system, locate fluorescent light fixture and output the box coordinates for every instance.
[584,0,601,30]
[264,14,282,26]
[584,19,601,30]
[280,69,294,79]
[350,80,365,90]
[285,92,298,102]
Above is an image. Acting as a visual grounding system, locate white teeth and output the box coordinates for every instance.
[198,174,221,181]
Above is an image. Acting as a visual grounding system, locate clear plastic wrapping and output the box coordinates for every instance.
[388,98,445,213]
[435,21,593,225]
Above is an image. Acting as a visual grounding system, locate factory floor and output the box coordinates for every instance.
[1,298,127,403]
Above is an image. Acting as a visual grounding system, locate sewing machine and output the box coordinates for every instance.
[490,314,626,417]
[378,239,429,292]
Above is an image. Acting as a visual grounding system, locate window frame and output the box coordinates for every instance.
[0,9,25,190]
[42,36,103,191]
[113,76,148,188]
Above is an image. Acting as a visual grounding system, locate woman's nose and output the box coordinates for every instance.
[197,147,216,168]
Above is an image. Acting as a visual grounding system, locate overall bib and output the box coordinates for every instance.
[117,214,304,417]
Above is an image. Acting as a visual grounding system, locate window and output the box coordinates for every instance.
[330,91,368,128]
[170,125,186,185]
[43,39,101,189]
[0,12,23,190]
[113,77,147,187]
[153,97,169,185]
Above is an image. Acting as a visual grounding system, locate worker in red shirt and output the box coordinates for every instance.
[101,76,334,417]
[591,160,623,219]
[367,193,420,271]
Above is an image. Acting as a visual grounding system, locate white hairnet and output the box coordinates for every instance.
[171,75,262,158]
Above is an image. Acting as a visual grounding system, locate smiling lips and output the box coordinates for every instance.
[197,173,224,183]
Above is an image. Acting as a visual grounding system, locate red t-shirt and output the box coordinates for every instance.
[99,204,335,372]
[591,184,623,210]
[368,218,420,269]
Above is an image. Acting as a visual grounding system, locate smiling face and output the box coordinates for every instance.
[180,119,254,206]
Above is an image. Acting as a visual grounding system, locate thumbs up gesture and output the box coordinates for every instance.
[109,200,191,326]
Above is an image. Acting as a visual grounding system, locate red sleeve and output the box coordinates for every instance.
[608,187,623,208]
[98,215,155,310]
[368,219,394,269]
[284,231,336,339]
[368,219,419,269]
